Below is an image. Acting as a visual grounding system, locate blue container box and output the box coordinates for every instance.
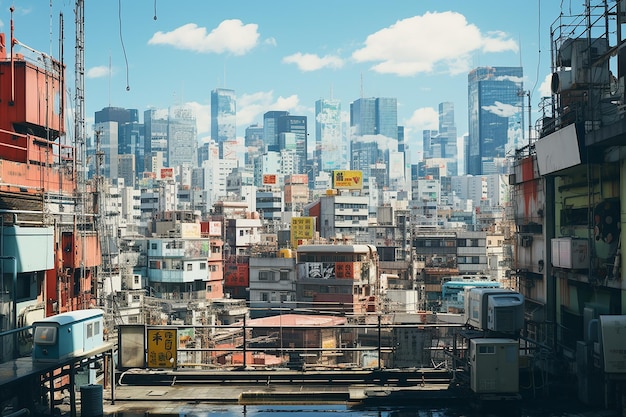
[32,309,105,362]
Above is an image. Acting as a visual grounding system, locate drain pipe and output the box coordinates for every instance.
[1,256,18,358]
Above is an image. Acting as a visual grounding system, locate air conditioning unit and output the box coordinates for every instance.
[520,235,533,248]
[551,237,589,269]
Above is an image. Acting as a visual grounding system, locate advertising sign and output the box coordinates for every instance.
[291,217,315,248]
[332,170,363,190]
[160,167,174,180]
[147,328,177,368]
[263,174,277,185]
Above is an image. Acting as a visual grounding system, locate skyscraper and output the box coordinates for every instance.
[144,108,169,168]
[94,106,144,178]
[263,111,289,149]
[168,105,197,169]
[277,114,307,174]
[467,67,523,175]
[315,98,343,172]
[425,102,458,176]
[211,88,236,157]
[349,97,398,185]
[263,111,307,173]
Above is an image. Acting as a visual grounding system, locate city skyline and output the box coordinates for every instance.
[1,1,566,160]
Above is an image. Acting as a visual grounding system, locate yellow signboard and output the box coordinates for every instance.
[291,217,315,248]
[332,170,363,190]
[147,328,177,368]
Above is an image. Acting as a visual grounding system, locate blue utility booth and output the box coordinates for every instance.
[32,309,105,362]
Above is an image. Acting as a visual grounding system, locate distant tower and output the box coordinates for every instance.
[263,111,289,149]
[467,67,523,175]
[211,88,236,157]
[168,105,197,169]
[349,97,397,184]
[94,106,144,178]
[144,108,169,169]
[315,98,343,172]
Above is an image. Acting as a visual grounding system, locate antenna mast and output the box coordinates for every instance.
[75,0,87,304]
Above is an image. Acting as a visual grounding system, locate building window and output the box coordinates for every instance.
[280,271,290,281]
[261,292,269,301]
[200,263,207,270]
[186,264,193,271]
[259,271,275,281]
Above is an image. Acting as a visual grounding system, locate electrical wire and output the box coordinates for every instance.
[118,0,131,91]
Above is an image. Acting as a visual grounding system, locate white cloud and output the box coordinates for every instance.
[482,101,519,118]
[282,53,344,72]
[86,66,111,79]
[359,134,398,152]
[352,11,518,76]
[538,72,554,98]
[404,107,439,132]
[236,91,301,127]
[148,19,260,55]
[186,102,211,136]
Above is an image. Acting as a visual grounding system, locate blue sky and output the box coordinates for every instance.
[1,1,566,158]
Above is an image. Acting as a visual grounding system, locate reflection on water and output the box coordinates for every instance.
[111,402,616,417]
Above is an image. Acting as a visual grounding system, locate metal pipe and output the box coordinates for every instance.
[3,408,30,417]
[1,256,18,358]
[10,6,15,105]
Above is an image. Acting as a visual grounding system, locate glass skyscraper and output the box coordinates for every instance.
[211,88,236,143]
[350,97,398,185]
[467,66,523,175]
[211,88,236,160]
[315,98,343,172]
[168,104,197,169]
[263,111,289,149]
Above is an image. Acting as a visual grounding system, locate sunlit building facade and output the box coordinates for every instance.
[467,66,523,175]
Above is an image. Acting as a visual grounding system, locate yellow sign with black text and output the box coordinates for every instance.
[147,328,177,368]
[332,170,363,190]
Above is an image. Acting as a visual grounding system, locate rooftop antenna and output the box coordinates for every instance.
[360,73,364,98]
[108,52,112,107]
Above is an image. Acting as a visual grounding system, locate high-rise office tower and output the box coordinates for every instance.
[245,123,264,167]
[263,111,289,150]
[349,97,398,184]
[92,121,118,180]
[467,67,523,175]
[438,102,457,158]
[168,104,197,169]
[315,98,343,173]
[422,129,437,160]
[277,114,307,174]
[94,106,144,178]
[263,111,307,173]
[144,108,169,168]
[211,88,236,157]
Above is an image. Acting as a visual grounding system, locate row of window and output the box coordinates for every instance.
[413,238,486,247]
[149,260,219,271]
